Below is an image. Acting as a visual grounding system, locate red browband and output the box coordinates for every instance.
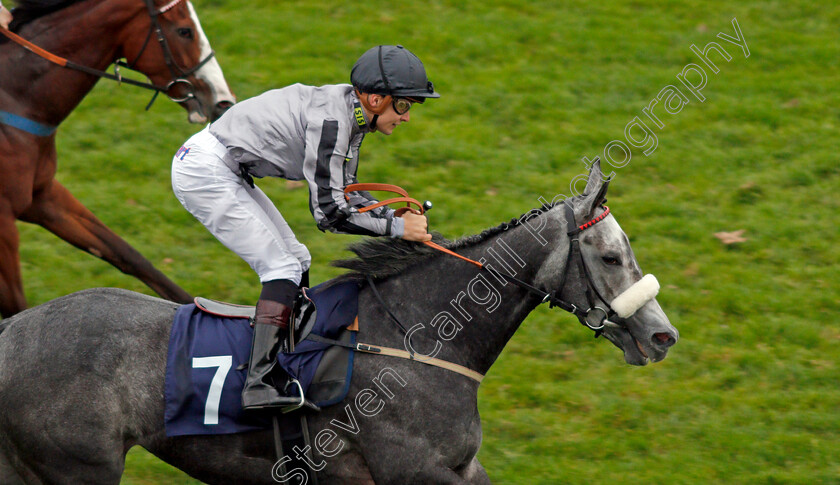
[578,206,610,231]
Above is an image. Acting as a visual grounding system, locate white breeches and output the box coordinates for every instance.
[171,126,311,285]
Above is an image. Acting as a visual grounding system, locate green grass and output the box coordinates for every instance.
[9,0,840,483]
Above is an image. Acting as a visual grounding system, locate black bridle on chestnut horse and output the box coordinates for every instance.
[0,0,215,109]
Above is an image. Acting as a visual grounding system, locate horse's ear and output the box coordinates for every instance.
[581,158,609,217]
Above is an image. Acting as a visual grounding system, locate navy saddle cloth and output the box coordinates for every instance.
[164,281,359,437]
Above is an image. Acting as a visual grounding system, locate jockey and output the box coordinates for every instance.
[0,0,12,30]
[172,45,439,411]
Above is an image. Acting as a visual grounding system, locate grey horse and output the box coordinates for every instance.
[0,161,677,484]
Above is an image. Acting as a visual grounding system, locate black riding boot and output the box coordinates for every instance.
[241,280,301,411]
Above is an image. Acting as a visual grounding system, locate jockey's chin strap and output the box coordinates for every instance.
[354,90,391,132]
[344,184,620,339]
[0,0,215,110]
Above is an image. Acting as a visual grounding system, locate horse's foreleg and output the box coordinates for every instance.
[0,211,26,318]
[19,180,192,304]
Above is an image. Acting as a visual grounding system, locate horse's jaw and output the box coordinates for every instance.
[603,326,650,366]
[603,298,678,366]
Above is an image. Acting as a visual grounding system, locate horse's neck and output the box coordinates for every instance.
[3,0,141,123]
[383,219,566,375]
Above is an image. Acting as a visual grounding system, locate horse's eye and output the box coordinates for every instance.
[602,256,621,266]
[177,28,194,39]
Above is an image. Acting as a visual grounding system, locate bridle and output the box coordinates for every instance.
[0,0,216,110]
[427,201,622,337]
[552,202,623,335]
[344,184,627,338]
[121,0,216,107]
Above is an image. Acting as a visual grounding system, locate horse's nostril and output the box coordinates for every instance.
[211,101,233,121]
[653,332,675,348]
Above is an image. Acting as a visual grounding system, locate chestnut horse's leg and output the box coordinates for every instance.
[0,210,27,318]
[19,180,192,304]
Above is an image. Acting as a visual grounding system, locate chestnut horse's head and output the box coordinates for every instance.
[121,0,235,122]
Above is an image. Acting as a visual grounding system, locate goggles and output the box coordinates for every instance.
[392,97,415,115]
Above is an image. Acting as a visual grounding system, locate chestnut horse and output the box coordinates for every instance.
[0,0,235,317]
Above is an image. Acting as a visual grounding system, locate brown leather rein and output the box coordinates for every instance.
[345,183,426,218]
[346,183,474,264]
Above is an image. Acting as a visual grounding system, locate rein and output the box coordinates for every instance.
[0,0,215,110]
[344,183,426,217]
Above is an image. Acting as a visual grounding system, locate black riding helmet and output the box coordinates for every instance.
[351,45,440,102]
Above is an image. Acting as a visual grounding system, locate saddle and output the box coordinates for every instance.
[193,297,255,319]
[195,288,346,352]
[195,282,358,405]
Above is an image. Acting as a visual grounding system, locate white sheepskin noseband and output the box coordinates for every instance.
[610,274,660,318]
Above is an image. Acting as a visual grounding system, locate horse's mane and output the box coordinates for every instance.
[330,202,558,284]
[7,0,92,31]
[13,0,82,8]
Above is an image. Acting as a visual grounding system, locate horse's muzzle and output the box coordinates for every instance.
[211,101,233,122]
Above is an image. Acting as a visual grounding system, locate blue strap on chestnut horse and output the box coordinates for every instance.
[0,110,56,137]
[344,183,641,342]
[0,0,215,135]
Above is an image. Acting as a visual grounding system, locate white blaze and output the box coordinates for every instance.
[187,1,235,109]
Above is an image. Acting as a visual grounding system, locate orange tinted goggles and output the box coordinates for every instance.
[392,97,415,115]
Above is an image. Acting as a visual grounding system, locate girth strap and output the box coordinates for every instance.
[271,413,320,485]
